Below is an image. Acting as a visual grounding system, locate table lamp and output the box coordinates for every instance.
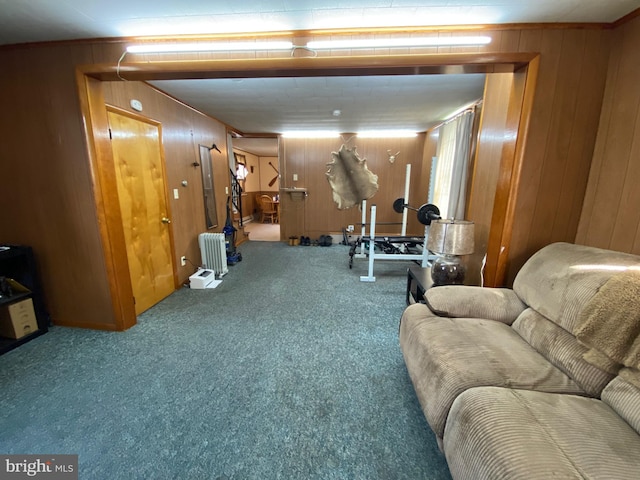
[427,219,475,286]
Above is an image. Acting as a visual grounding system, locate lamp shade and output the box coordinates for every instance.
[427,220,475,255]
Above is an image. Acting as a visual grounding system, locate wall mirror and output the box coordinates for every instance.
[199,145,218,229]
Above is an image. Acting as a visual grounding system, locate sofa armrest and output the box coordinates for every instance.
[424,286,526,325]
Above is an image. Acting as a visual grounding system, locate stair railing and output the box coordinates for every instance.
[229,168,243,227]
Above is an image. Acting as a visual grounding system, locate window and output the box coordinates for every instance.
[430,110,475,219]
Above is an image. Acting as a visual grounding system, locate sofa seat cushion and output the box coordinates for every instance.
[399,304,585,439]
[444,387,640,480]
[602,372,640,435]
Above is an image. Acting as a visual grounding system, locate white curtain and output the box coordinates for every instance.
[431,110,475,219]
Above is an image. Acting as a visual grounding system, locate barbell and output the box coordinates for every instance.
[392,198,441,225]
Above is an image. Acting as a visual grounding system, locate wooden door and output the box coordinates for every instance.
[107,108,175,315]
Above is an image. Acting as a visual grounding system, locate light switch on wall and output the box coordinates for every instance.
[293,173,298,181]
[173,188,179,199]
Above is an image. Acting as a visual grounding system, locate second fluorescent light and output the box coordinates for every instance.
[127,41,293,54]
[357,130,418,138]
[281,131,341,138]
[307,36,491,50]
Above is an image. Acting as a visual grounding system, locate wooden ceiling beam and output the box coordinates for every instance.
[80,52,535,82]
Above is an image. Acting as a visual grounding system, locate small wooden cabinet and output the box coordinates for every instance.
[0,245,49,354]
[406,265,433,305]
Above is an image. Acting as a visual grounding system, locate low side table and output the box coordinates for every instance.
[406,265,433,305]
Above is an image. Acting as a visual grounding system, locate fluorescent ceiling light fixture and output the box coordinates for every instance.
[357,130,418,138]
[281,131,341,138]
[306,36,491,50]
[126,41,293,54]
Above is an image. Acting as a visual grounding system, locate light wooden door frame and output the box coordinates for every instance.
[483,58,539,287]
[107,106,177,314]
[77,75,179,329]
[76,52,537,329]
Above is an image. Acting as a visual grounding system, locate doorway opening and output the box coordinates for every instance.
[231,136,281,241]
[78,52,537,329]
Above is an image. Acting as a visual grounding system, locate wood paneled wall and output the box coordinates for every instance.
[502,28,612,283]
[280,136,426,240]
[0,20,629,330]
[0,44,116,328]
[576,14,640,253]
[102,81,229,285]
[258,157,280,192]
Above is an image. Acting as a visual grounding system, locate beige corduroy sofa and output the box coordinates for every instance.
[399,242,640,479]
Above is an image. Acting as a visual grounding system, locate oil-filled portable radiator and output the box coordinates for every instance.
[198,233,228,277]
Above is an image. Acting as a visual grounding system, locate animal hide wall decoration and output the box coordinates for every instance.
[326,144,379,210]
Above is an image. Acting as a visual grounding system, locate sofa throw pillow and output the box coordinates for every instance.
[575,269,640,373]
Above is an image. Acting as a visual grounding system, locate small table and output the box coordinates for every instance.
[406,265,433,305]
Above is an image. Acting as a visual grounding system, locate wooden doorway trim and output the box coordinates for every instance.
[79,52,535,82]
[483,56,539,287]
[76,73,136,330]
[76,51,538,329]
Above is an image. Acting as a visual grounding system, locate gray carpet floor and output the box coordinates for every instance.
[0,241,451,480]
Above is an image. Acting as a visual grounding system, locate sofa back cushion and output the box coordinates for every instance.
[602,370,640,435]
[512,309,614,396]
[513,242,640,334]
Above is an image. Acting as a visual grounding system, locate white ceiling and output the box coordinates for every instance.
[3,1,638,156]
[173,73,484,156]
[1,1,638,46]
[150,74,487,133]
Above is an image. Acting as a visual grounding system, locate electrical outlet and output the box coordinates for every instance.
[180,256,186,267]
[347,225,354,232]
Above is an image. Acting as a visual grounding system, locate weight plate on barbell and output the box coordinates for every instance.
[417,203,441,225]
[392,198,406,214]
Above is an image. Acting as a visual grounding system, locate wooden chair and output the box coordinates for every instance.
[259,195,278,223]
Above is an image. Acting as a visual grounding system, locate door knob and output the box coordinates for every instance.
[161,217,171,224]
